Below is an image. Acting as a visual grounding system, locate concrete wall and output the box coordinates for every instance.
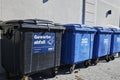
[104,0,120,7]
[0,0,120,26]
[0,0,83,24]
[85,0,96,26]
[95,0,120,27]
[84,0,120,27]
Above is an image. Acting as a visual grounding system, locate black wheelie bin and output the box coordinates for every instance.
[0,19,65,80]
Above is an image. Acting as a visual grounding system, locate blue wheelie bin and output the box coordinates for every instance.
[61,24,96,72]
[109,28,120,60]
[92,27,112,65]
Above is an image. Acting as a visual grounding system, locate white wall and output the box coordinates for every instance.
[84,0,120,27]
[104,0,120,8]
[0,0,83,24]
[95,0,120,27]
[85,0,96,26]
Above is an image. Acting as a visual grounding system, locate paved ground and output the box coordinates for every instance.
[0,57,120,80]
[45,57,120,80]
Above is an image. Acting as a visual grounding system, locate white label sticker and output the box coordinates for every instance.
[81,38,88,44]
[117,37,120,42]
[104,39,108,44]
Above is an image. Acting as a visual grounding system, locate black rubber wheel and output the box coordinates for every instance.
[91,59,98,66]
[92,60,98,65]
[70,64,75,73]
[84,61,90,68]
[51,67,58,77]
[110,56,115,60]
[21,76,32,80]
[105,56,110,62]
[51,71,57,77]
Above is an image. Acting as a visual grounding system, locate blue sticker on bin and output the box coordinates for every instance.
[32,32,55,54]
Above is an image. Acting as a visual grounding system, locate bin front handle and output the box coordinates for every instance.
[3,28,15,39]
[109,28,117,31]
[94,27,103,30]
[47,24,51,31]
[25,19,54,25]
[86,27,95,29]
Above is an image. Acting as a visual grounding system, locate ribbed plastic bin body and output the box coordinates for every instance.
[110,28,120,54]
[92,27,112,59]
[0,29,3,74]
[61,24,96,64]
[0,19,65,76]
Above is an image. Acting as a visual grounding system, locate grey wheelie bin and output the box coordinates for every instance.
[0,21,4,75]
[0,19,65,79]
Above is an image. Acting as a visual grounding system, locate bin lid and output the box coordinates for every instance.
[63,24,96,32]
[109,28,120,33]
[0,19,65,30]
[94,26,113,33]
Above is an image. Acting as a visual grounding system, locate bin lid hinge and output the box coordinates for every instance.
[47,24,51,31]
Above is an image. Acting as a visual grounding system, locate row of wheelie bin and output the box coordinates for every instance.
[0,19,120,79]
[61,25,113,72]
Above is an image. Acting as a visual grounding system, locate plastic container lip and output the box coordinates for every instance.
[109,28,120,33]
[3,19,53,24]
[63,24,84,27]
[109,28,120,31]
[93,26,113,33]
[64,24,96,28]
[63,24,97,32]
[0,19,66,30]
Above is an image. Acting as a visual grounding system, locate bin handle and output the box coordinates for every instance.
[24,19,54,25]
[86,27,94,29]
[109,28,117,31]
[94,27,103,30]
[47,24,50,31]
[3,28,15,39]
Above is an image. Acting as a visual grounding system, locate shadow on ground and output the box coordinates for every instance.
[4,59,114,80]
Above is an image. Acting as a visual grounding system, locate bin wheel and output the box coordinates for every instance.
[91,59,99,66]
[51,67,58,77]
[70,64,75,73]
[110,55,115,60]
[105,56,110,62]
[21,76,32,80]
[84,61,90,68]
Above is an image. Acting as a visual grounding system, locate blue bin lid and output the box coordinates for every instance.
[109,28,120,33]
[63,24,96,32]
[94,26,113,33]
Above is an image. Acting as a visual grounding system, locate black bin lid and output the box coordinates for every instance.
[0,19,65,30]
[6,19,53,24]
